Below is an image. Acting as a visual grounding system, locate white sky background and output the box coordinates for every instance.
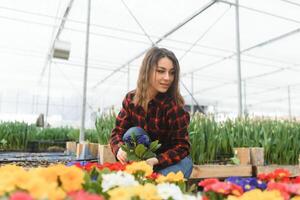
[0,0,300,127]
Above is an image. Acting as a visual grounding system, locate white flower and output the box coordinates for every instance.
[101,171,139,192]
[183,193,202,200]
[157,183,183,200]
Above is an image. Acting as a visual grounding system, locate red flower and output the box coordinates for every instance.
[198,178,219,187]
[100,162,126,171]
[280,177,291,183]
[267,182,290,200]
[292,176,300,184]
[146,172,160,180]
[85,162,98,171]
[202,196,209,200]
[10,192,33,200]
[274,168,291,181]
[205,182,232,195]
[257,173,269,181]
[68,190,104,200]
[258,169,291,183]
[231,183,244,196]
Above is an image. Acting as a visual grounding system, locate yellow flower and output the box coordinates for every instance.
[292,196,300,200]
[0,179,15,196]
[0,165,28,194]
[30,164,64,184]
[125,161,153,176]
[227,189,284,200]
[0,164,23,173]
[107,187,133,200]
[59,165,84,192]
[135,183,161,200]
[48,187,66,200]
[156,171,184,183]
[13,170,31,189]
[0,164,69,199]
[108,183,161,200]
[22,176,51,199]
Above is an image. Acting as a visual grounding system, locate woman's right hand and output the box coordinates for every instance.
[117,147,127,164]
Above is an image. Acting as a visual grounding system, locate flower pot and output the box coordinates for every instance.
[98,144,116,164]
[250,147,264,166]
[66,141,77,154]
[233,147,251,165]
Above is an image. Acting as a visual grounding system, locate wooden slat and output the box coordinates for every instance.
[255,165,300,177]
[66,141,77,154]
[98,144,116,164]
[190,165,252,179]
[76,142,99,159]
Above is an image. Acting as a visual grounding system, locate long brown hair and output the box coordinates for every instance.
[134,46,184,110]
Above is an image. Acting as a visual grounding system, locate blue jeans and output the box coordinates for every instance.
[123,127,193,178]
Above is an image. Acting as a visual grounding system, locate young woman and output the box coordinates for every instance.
[109,47,193,178]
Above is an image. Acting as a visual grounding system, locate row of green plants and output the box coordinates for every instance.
[189,114,300,165]
[1,113,300,165]
[0,112,116,151]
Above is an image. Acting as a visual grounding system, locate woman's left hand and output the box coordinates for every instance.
[145,157,159,166]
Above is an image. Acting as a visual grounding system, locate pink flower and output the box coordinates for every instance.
[267,182,290,200]
[10,192,33,200]
[285,183,300,196]
[205,182,232,195]
[68,190,104,200]
[198,178,219,187]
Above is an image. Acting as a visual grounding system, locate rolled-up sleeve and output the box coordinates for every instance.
[109,94,131,156]
[156,104,190,168]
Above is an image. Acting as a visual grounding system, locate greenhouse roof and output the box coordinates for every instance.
[1,0,300,126]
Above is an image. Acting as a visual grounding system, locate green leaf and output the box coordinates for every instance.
[131,132,137,144]
[142,150,156,159]
[150,140,161,152]
[135,144,147,158]
[230,157,240,165]
[121,144,130,152]
[127,152,141,161]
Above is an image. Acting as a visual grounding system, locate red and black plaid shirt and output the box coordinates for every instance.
[110,90,191,168]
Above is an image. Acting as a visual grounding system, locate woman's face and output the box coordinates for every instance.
[148,57,175,98]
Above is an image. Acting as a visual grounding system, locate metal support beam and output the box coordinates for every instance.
[45,62,52,127]
[79,0,91,143]
[243,80,248,115]
[127,65,130,91]
[235,0,243,116]
[191,73,194,114]
[288,85,292,119]
[0,93,2,113]
[185,26,300,75]
[92,0,217,89]
[39,0,75,82]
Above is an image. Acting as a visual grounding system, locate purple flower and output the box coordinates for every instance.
[123,132,150,148]
[136,134,150,147]
[226,177,262,192]
[225,177,242,185]
[257,180,267,190]
[242,183,256,191]
[123,134,135,147]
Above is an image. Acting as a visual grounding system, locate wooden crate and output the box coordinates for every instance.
[98,144,116,164]
[66,141,77,154]
[250,147,264,166]
[234,147,251,165]
[76,142,99,159]
[255,165,300,177]
[190,165,252,179]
